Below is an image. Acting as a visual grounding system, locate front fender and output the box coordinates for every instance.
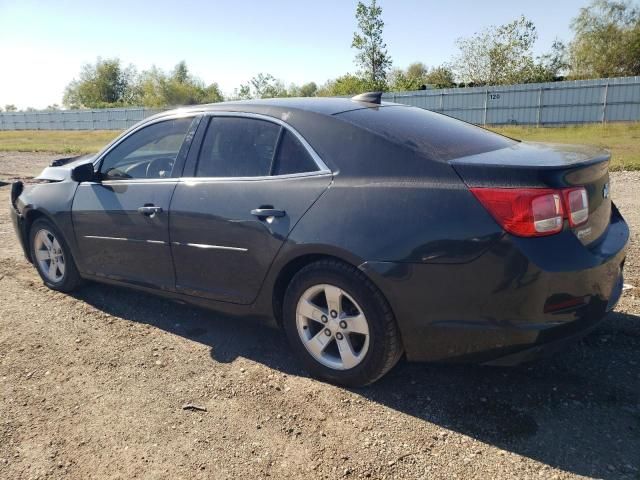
[15,180,80,265]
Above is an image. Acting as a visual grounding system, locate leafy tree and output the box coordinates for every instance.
[4,104,17,112]
[389,62,427,91]
[292,81,318,97]
[63,58,137,108]
[230,84,252,100]
[424,66,456,88]
[569,0,640,78]
[250,73,287,98]
[232,73,289,99]
[454,16,542,85]
[389,63,455,91]
[317,74,370,96]
[137,62,223,107]
[352,0,392,90]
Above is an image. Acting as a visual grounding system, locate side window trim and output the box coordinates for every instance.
[92,113,201,182]
[268,126,285,176]
[189,111,331,180]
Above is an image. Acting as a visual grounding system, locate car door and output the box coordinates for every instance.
[72,115,199,289]
[169,113,332,304]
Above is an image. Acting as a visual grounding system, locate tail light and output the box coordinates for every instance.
[563,187,589,227]
[470,186,589,238]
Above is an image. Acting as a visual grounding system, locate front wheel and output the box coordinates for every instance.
[283,260,403,387]
[29,218,82,292]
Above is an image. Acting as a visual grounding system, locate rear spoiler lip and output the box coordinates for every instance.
[449,142,610,189]
[449,142,610,171]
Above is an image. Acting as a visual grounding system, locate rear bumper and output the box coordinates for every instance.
[360,204,629,364]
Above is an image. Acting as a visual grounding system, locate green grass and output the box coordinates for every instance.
[490,122,640,171]
[0,122,638,170]
[0,130,120,155]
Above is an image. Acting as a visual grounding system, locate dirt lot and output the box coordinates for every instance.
[0,152,638,480]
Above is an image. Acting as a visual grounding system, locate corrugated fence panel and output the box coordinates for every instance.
[1,77,638,130]
[0,107,167,130]
[382,76,640,126]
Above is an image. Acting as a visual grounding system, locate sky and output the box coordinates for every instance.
[0,0,591,109]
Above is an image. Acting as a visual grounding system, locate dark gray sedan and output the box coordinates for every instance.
[10,94,628,386]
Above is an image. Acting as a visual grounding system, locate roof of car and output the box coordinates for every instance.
[153,97,402,120]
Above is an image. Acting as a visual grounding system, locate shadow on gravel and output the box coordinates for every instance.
[74,283,640,479]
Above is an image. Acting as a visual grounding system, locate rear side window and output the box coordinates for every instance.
[337,106,515,161]
[273,130,319,175]
[196,117,280,177]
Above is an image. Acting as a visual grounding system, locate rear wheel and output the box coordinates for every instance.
[29,218,82,292]
[283,259,403,387]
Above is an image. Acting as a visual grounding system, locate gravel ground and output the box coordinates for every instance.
[0,152,638,480]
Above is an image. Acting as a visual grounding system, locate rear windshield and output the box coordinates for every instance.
[336,106,515,161]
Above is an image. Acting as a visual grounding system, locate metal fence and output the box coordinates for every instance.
[0,107,165,131]
[383,76,640,126]
[1,77,639,130]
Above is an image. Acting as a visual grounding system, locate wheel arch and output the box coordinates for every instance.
[270,250,393,328]
[21,208,52,263]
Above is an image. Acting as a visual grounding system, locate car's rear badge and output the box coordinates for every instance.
[576,226,592,239]
[603,182,610,199]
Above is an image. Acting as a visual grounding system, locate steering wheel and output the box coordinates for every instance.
[145,157,175,178]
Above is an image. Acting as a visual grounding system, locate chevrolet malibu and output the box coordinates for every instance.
[10,94,629,386]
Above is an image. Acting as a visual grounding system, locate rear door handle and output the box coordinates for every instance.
[138,205,163,216]
[251,208,286,218]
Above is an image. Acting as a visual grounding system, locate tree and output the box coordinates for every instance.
[388,63,455,91]
[569,0,640,78]
[352,0,392,90]
[454,16,541,85]
[250,73,287,98]
[295,81,318,97]
[232,73,289,99]
[230,84,252,100]
[389,62,427,91]
[317,74,370,96]
[63,57,137,108]
[4,104,17,112]
[529,39,570,82]
[424,66,456,88]
[137,62,223,107]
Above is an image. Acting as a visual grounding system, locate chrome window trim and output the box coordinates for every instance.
[180,171,333,184]
[201,111,331,176]
[91,109,333,182]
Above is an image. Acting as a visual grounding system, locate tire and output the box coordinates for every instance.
[283,259,403,387]
[29,217,82,292]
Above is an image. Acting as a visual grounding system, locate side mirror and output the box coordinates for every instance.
[71,163,96,183]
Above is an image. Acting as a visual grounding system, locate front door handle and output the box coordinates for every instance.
[138,205,163,216]
[251,208,286,218]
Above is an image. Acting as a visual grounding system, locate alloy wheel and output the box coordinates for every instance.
[295,284,370,370]
[34,229,65,283]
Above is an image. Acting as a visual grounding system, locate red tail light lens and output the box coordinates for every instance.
[471,186,590,237]
[563,187,589,227]
[470,188,564,237]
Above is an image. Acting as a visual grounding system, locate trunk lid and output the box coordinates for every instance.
[450,142,611,246]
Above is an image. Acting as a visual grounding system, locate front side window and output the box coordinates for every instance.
[196,117,281,177]
[100,117,193,180]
